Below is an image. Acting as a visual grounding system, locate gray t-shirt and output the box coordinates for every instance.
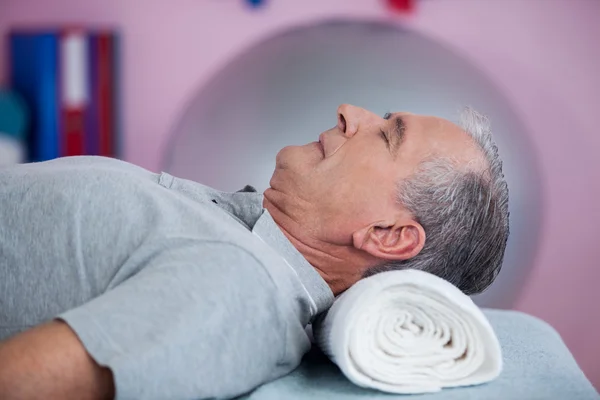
[0,156,334,399]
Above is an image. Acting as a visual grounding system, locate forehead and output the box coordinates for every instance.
[394,112,483,165]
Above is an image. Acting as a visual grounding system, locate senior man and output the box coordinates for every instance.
[0,104,509,399]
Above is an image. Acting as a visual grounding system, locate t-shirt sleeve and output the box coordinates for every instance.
[59,242,291,400]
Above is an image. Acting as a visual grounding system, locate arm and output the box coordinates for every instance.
[0,320,115,400]
[50,242,291,399]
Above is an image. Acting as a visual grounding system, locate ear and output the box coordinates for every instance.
[352,220,426,261]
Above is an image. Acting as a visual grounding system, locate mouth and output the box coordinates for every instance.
[318,132,327,157]
[315,140,325,158]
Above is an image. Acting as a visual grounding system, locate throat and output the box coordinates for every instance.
[262,190,376,295]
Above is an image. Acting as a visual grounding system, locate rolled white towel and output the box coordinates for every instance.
[313,269,502,394]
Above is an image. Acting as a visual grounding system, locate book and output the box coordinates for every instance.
[97,31,115,158]
[10,29,119,161]
[60,29,89,157]
[84,31,116,158]
[9,31,60,162]
[85,32,100,155]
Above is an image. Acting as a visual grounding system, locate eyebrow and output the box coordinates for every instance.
[383,113,406,156]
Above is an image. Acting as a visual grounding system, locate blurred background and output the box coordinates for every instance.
[1,0,598,390]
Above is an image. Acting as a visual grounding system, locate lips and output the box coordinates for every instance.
[316,140,325,158]
[318,133,327,157]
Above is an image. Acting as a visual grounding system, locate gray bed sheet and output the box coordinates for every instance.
[242,309,599,400]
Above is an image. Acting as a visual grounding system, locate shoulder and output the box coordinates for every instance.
[1,156,157,200]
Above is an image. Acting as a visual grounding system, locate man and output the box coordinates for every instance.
[0,104,509,399]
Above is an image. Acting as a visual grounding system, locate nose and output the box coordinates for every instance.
[337,104,377,138]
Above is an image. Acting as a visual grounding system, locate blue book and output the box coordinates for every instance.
[9,32,60,162]
[85,32,100,155]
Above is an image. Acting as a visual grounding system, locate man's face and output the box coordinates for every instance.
[267,104,481,246]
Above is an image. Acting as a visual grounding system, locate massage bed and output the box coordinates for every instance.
[243,306,598,399]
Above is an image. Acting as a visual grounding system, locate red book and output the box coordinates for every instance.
[60,29,88,156]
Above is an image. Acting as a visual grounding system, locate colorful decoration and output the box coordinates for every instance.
[9,29,120,162]
[0,90,28,165]
[0,90,28,140]
[388,0,415,13]
[246,0,265,8]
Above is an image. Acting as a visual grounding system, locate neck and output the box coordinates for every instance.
[263,189,376,295]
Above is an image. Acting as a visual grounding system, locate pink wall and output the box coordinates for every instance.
[1,0,599,388]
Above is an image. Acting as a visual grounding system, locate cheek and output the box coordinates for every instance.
[343,159,396,206]
[312,160,396,243]
[320,165,388,218]
[333,155,391,193]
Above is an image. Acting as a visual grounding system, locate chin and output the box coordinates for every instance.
[270,161,315,197]
[277,144,319,170]
[268,168,281,189]
[275,145,292,166]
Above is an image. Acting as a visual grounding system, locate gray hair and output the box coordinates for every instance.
[365,107,510,295]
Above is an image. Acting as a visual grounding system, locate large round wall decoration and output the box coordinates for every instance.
[165,20,542,309]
